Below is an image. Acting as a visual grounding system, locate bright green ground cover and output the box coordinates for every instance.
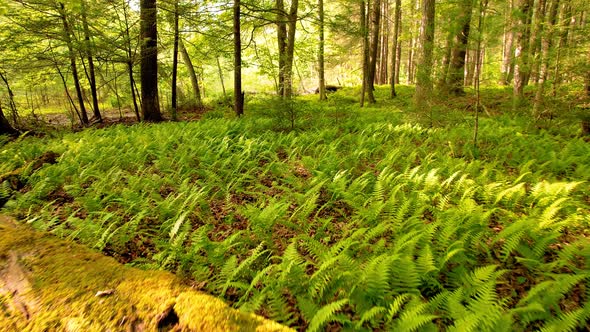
[1,86,590,331]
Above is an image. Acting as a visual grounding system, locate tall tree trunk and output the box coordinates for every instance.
[234,0,244,116]
[58,2,89,125]
[390,0,401,97]
[415,0,436,112]
[283,0,299,98]
[276,0,287,97]
[367,0,380,103]
[122,1,141,121]
[171,0,179,121]
[533,0,559,118]
[318,0,326,100]
[447,0,473,96]
[216,57,227,98]
[360,0,369,106]
[552,2,571,97]
[378,0,389,84]
[500,0,515,85]
[395,10,402,85]
[140,0,163,122]
[585,47,590,97]
[529,0,547,85]
[179,40,203,107]
[437,28,453,89]
[513,0,533,108]
[81,0,102,122]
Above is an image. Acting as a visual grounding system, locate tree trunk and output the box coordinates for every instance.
[500,0,515,85]
[395,10,402,85]
[414,0,436,112]
[58,2,89,125]
[234,0,244,116]
[171,0,179,121]
[447,0,473,95]
[513,0,533,108]
[367,0,380,103]
[179,40,203,107]
[216,57,227,98]
[437,28,453,90]
[81,0,101,122]
[276,0,287,97]
[533,0,559,118]
[318,0,326,100]
[122,1,141,121]
[283,0,299,98]
[529,0,547,85]
[0,71,19,127]
[0,102,17,136]
[586,47,590,97]
[552,2,571,97]
[390,0,401,97]
[140,0,163,122]
[360,0,369,106]
[378,0,389,84]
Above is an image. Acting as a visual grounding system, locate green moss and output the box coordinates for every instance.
[0,216,291,331]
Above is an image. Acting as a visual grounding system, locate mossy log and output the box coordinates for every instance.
[0,216,291,332]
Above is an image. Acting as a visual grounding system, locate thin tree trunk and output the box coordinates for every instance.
[473,0,489,152]
[216,57,226,98]
[283,0,299,98]
[360,0,369,106]
[415,0,436,113]
[55,64,82,124]
[529,0,547,85]
[171,0,179,121]
[586,47,590,97]
[140,0,163,122]
[58,2,89,125]
[367,0,380,103]
[234,0,244,116]
[390,0,401,97]
[179,40,203,107]
[0,71,19,126]
[448,0,473,95]
[318,0,326,100]
[437,28,453,89]
[395,10,402,85]
[276,0,287,97]
[379,0,389,84]
[500,0,515,85]
[552,2,571,97]
[533,0,559,119]
[122,1,140,121]
[513,0,533,108]
[81,0,101,122]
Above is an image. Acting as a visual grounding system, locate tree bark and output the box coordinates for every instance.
[171,0,179,121]
[378,0,389,85]
[276,0,287,97]
[395,10,402,85]
[81,0,102,122]
[390,0,401,97]
[0,71,18,127]
[367,0,380,103]
[283,0,299,98]
[552,2,571,97]
[586,47,590,97]
[447,0,473,96]
[179,40,203,107]
[234,0,244,116]
[318,0,326,100]
[140,0,163,122]
[414,0,435,112]
[121,1,141,122]
[58,2,89,125]
[500,0,515,85]
[513,0,533,108]
[360,0,369,106]
[533,0,559,118]
[0,102,17,136]
[529,0,547,85]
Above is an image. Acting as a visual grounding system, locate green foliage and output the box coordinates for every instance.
[1,90,590,330]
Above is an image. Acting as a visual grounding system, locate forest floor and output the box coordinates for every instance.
[1,85,590,331]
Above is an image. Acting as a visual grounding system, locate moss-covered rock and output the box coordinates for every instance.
[0,215,291,332]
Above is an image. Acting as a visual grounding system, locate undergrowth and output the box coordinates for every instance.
[1,86,589,331]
